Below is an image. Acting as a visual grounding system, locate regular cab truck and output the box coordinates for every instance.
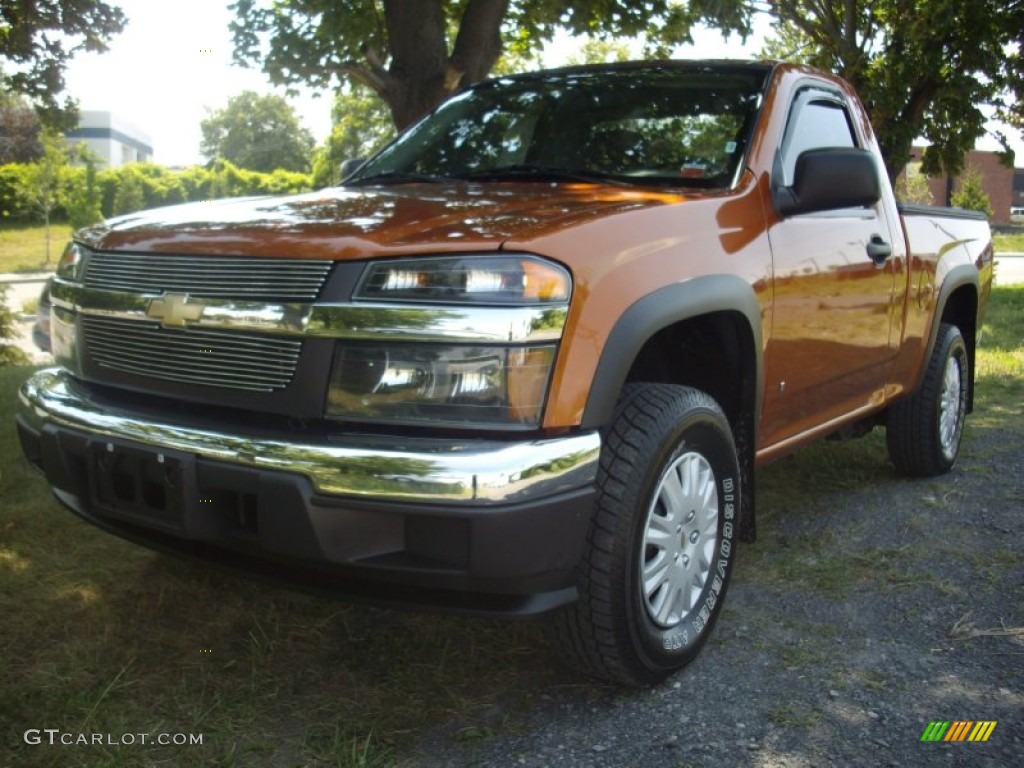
[17,61,993,685]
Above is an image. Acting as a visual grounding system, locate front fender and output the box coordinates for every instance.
[580,274,765,429]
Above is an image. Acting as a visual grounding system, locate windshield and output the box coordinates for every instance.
[349,64,769,189]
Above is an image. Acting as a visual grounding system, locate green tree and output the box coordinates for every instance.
[761,0,1024,179]
[229,0,751,131]
[950,168,993,218]
[200,91,315,173]
[311,84,395,188]
[66,145,104,229]
[20,129,68,264]
[894,162,934,206]
[0,0,126,125]
[564,38,633,67]
[0,93,43,163]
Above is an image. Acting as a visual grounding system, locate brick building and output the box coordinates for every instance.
[907,148,1015,224]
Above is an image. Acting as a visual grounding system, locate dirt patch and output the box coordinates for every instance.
[405,410,1023,767]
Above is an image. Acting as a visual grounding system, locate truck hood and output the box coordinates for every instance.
[79,183,685,259]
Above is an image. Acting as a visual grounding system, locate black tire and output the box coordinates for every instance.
[887,322,969,477]
[545,383,740,686]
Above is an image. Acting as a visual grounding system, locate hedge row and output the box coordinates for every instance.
[0,160,312,223]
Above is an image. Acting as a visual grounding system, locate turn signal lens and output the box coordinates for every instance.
[56,242,87,282]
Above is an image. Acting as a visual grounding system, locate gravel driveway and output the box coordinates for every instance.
[405,395,1023,767]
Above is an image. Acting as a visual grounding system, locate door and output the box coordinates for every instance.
[761,87,899,446]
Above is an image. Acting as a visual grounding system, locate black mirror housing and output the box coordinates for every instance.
[340,157,368,179]
[774,147,881,217]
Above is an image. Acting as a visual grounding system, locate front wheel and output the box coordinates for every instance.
[887,323,969,477]
[545,384,740,685]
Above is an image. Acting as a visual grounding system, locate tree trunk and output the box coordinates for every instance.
[366,0,509,130]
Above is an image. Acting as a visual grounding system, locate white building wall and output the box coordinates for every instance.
[65,111,154,166]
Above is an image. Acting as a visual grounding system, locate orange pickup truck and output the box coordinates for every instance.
[17,61,993,685]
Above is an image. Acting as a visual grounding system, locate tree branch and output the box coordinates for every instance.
[775,1,828,47]
[339,58,391,96]
[450,0,510,90]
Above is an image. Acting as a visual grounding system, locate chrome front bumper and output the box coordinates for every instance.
[18,367,600,506]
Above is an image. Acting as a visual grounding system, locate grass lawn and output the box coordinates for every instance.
[2,286,1021,767]
[0,370,562,767]
[994,231,1024,253]
[0,223,73,274]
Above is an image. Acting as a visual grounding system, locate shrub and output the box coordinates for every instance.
[0,161,312,224]
[0,284,30,366]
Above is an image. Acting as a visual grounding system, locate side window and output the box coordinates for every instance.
[781,93,857,185]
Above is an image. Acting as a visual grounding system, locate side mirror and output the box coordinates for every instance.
[340,157,367,179]
[774,147,881,217]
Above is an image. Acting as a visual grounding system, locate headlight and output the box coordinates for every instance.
[56,242,87,282]
[355,255,570,304]
[326,343,556,427]
[333,254,569,428]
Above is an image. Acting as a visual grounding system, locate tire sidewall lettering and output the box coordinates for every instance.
[629,413,738,666]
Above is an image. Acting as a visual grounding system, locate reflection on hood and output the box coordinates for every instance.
[78,183,687,260]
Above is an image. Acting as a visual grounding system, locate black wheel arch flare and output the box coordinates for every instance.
[579,273,764,542]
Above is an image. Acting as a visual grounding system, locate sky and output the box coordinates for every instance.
[63,0,333,167]
[62,0,1021,168]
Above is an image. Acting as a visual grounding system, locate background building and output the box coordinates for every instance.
[1013,170,1024,215]
[65,111,153,166]
[908,148,1016,224]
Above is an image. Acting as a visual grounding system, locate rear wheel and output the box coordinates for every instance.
[545,383,740,685]
[887,322,968,476]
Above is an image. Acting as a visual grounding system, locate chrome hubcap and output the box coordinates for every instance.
[939,355,963,460]
[640,452,718,628]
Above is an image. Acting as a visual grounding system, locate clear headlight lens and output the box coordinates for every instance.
[326,343,556,427]
[337,254,569,427]
[56,242,87,282]
[355,255,570,304]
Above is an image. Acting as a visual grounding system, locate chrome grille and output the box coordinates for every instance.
[83,252,333,300]
[82,316,302,392]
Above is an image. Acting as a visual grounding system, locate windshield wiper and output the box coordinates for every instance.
[452,165,631,186]
[346,170,449,186]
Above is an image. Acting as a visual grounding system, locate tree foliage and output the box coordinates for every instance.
[950,167,993,218]
[200,91,316,174]
[65,145,103,229]
[311,84,395,188]
[232,0,1022,182]
[0,0,127,125]
[20,129,68,263]
[0,283,30,366]
[0,159,312,224]
[564,37,633,67]
[762,0,1024,179]
[111,166,145,216]
[229,0,751,130]
[894,162,934,206]
[0,93,43,163]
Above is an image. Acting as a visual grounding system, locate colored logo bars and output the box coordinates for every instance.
[920,721,997,742]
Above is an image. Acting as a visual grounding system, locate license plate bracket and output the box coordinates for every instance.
[88,441,188,531]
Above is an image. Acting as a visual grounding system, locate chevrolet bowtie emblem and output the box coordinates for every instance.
[147,293,205,328]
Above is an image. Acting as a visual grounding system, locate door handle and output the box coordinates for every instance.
[867,234,892,265]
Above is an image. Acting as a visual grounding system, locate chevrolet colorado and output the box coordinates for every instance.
[17,60,993,684]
